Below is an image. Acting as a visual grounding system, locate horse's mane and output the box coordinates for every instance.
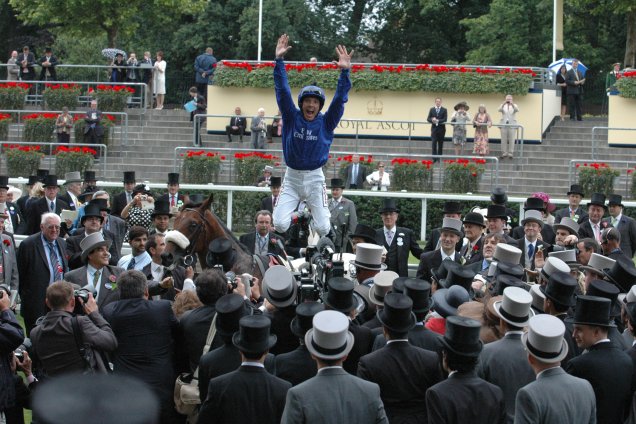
[209,210,250,254]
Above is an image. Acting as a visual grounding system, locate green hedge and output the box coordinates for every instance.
[616,76,636,98]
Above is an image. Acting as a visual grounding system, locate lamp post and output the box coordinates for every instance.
[257,0,263,61]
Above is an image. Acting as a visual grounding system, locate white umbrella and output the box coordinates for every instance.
[101,48,127,60]
[549,58,588,76]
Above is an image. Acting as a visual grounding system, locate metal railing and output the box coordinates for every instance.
[1,142,108,175]
[0,109,129,146]
[591,127,636,160]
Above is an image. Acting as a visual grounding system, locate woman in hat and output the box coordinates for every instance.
[365,161,390,192]
[121,184,155,240]
[451,101,471,156]
[472,104,492,156]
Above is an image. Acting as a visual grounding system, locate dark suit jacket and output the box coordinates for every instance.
[460,236,484,265]
[38,55,58,81]
[373,324,444,353]
[554,206,587,224]
[83,109,103,136]
[198,365,291,424]
[566,341,633,424]
[16,52,35,79]
[511,224,556,245]
[142,262,187,301]
[267,307,300,355]
[343,321,374,375]
[64,264,124,309]
[227,116,247,130]
[57,192,78,211]
[426,107,447,135]
[260,195,275,213]
[578,219,602,240]
[510,238,552,270]
[344,163,369,189]
[26,197,70,236]
[605,215,636,257]
[426,370,506,424]
[239,231,286,256]
[2,201,23,235]
[566,68,584,95]
[157,192,189,207]
[358,341,443,423]
[198,343,276,402]
[275,344,317,387]
[377,227,423,278]
[178,304,222,372]
[17,233,69,333]
[65,229,120,270]
[111,191,130,217]
[416,250,461,281]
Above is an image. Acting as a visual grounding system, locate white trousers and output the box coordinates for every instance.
[273,167,330,236]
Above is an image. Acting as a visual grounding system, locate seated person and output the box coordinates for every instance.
[266,110,282,143]
[225,107,246,142]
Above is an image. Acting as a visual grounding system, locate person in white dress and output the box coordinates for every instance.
[366,161,390,191]
[153,51,166,110]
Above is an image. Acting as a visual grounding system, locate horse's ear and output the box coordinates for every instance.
[201,193,214,211]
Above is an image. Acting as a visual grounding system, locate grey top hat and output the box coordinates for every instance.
[625,285,636,304]
[547,249,577,266]
[63,171,83,184]
[368,270,398,306]
[493,243,522,264]
[80,232,112,263]
[521,210,544,227]
[540,257,570,281]
[579,253,616,275]
[554,217,580,235]
[262,265,297,308]
[493,286,534,327]
[441,218,463,237]
[350,243,387,271]
[305,310,355,360]
[530,284,546,313]
[521,314,569,362]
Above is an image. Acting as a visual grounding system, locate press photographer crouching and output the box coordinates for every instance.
[30,281,117,377]
[0,283,24,420]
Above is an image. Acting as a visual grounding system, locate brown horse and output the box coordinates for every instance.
[162,194,262,278]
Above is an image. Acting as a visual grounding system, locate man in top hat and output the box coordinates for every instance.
[344,154,369,189]
[511,197,556,244]
[554,184,587,224]
[604,194,636,258]
[424,201,463,252]
[425,316,505,424]
[149,199,172,236]
[350,243,386,323]
[328,178,357,252]
[157,173,188,211]
[262,265,299,355]
[64,232,125,308]
[358,293,443,423]
[101,270,181,424]
[257,165,274,187]
[275,302,325,386]
[580,252,615,292]
[416,218,462,282]
[376,199,423,277]
[478,287,535,423]
[586,279,630,349]
[198,293,276,401]
[600,227,634,265]
[16,174,36,223]
[362,270,398,330]
[38,47,58,81]
[578,193,608,243]
[511,210,552,272]
[461,211,486,265]
[566,295,633,424]
[59,171,83,212]
[199,315,291,424]
[515,314,596,424]
[349,223,379,253]
[260,176,282,213]
[605,259,636,296]
[65,203,120,270]
[486,204,515,243]
[0,175,23,235]
[25,175,69,236]
[82,170,98,192]
[111,171,136,217]
[491,187,518,228]
[239,210,287,257]
[553,217,580,248]
[281,310,388,423]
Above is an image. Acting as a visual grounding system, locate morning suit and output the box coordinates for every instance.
[344,162,368,189]
[65,229,120,270]
[225,116,247,142]
[281,367,388,424]
[64,264,124,308]
[102,298,180,424]
[142,261,187,301]
[267,307,300,355]
[566,340,633,424]
[510,238,552,271]
[554,313,580,369]
[84,108,104,145]
[604,214,636,257]
[275,344,317,386]
[372,323,444,353]
[157,192,189,208]
[103,214,126,256]
[578,219,605,242]
[425,370,505,424]
[416,249,461,282]
[460,236,484,265]
[111,191,132,217]
[0,233,19,292]
[15,52,35,80]
[511,224,556,245]
[179,304,222,372]
[514,366,596,424]
[17,233,69,333]
[426,106,447,158]
[554,206,587,224]
[477,332,535,424]
[260,195,278,213]
[37,54,58,81]
[344,321,374,375]
[198,343,276,402]
[57,191,79,211]
[198,365,291,424]
[329,196,358,251]
[239,231,287,256]
[377,227,424,278]
[25,197,70,236]
[358,340,443,424]
[566,66,584,120]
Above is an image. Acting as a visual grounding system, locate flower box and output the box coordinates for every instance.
[22,113,57,143]
[234,152,280,186]
[88,85,135,112]
[391,158,434,192]
[3,144,44,177]
[72,113,116,146]
[54,145,96,176]
[0,113,11,140]
[616,71,636,98]
[576,162,619,196]
[0,82,30,111]
[443,158,486,193]
[42,83,81,111]
[181,151,225,184]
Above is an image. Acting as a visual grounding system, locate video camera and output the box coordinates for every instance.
[291,236,346,303]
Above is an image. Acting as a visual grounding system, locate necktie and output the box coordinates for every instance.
[386,230,394,246]
[48,242,63,282]
[93,269,101,287]
[126,192,132,204]
[259,236,267,252]
[595,225,601,242]
[570,209,576,218]
[50,201,55,212]
[612,217,618,227]
[527,243,534,258]
[171,196,175,207]
[465,243,472,259]
[352,164,358,182]
[127,257,136,270]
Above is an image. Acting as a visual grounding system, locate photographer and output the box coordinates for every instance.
[29,281,117,377]
[0,284,24,419]
[5,349,37,423]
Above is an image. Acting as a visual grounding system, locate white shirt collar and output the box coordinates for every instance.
[318,366,343,374]
[441,250,455,261]
[241,361,264,368]
[384,226,396,233]
[536,365,560,380]
[386,339,409,345]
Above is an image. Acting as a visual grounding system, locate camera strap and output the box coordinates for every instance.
[71,316,90,371]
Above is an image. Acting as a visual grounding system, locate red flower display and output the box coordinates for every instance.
[23,113,57,120]
[54,146,98,155]
[0,82,31,90]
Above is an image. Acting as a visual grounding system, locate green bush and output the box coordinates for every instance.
[577,162,619,197]
[90,85,134,112]
[4,145,44,177]
[42,84,81,111]
[234,151,280,186]
[391,158,434,192]
[54,146,96,176]
[181,151,224,183]
[442,158,486,193]
[0,82,29,111]
[0,114,10,140]
[22,113,57,143]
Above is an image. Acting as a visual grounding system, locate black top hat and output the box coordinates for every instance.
[392,277,409,294]
[209,238,232,255]
[377,293,417,333]
[485,204,507,220]
[290,302,325,339]
[270,176,282,187]
[188,193,207,206]
[350,224,377,245]
[443,201,462,215]
[607,194,623,207]
[78,188,96,202]
[441,267,475,291]
[81,203,104,223]
[587,279,621,317]
[232,315,277,354]
[441,315,483,357]
[324,277,356,313]
[463,212,486,228]
[83,170,96,182]
[540,270,577,307]
[0,176,8,190]
[27,175,38,185]
[42,175,59,188]
[587,193,607,209]
[603,260,636,293]
[330,178,345,189]
[123,171,136,183]
[133,184,152,196]
[216,294,252,337]
[379,198,399,214]
[491,187,508,205]
[432,260,461,283]
[167,173,180,185]
[403,278,432,318]
[90,198,110,213]
[495,273,528,296]
[567,295,615,327]
[36,169,49,182]
[567,184,585,197]
[151,199,172,218]
[207,238,236,271]
[524,197,546,212]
